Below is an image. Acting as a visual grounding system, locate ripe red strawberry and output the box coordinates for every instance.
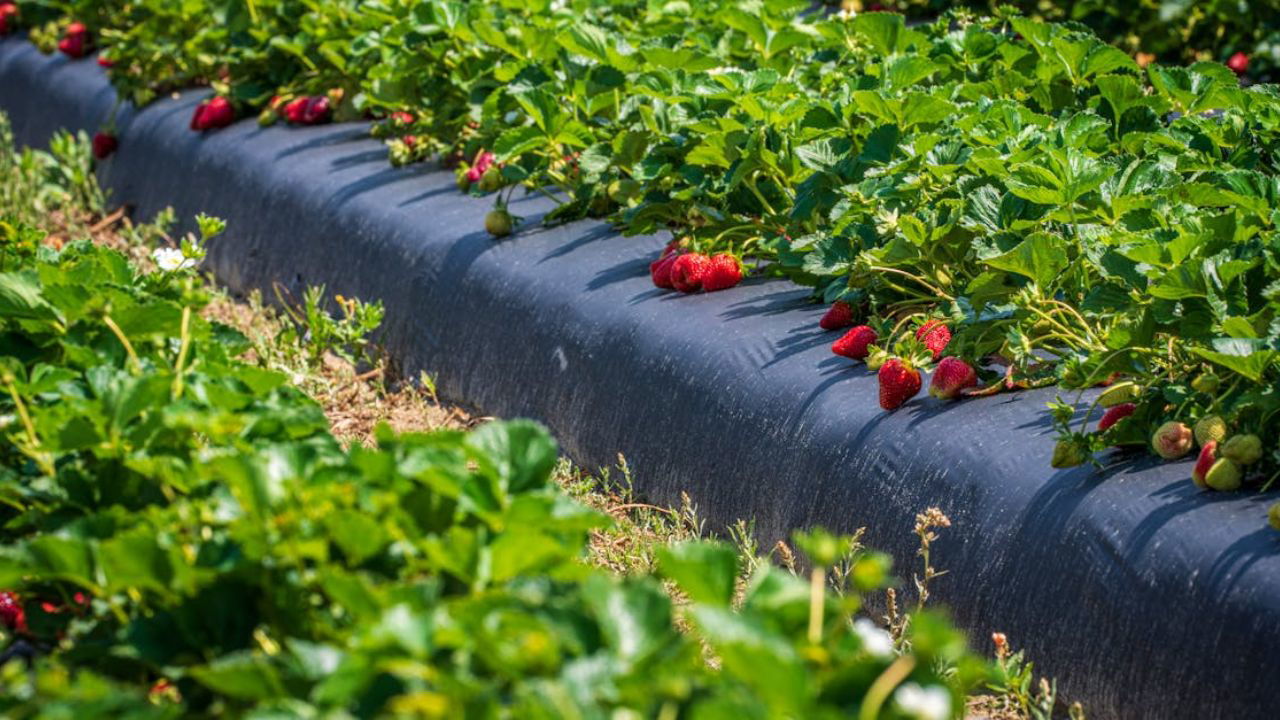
[650,251,681,289]
[702,254,743,292]
[878,358,922,410]
[0,5,17,37]
[201,96,234,129]
[1097,402,1136,432]
[915,319,951,359]
[929,356,977,399]
[832,325,877,360]
[191,96,234,132]
[819,300,854,331]
[302,96,330,125]
[283,97,308,124]
[391,111,414,125]
[58,22,90,58]
[670,253,711,293]
[0,590,26,633]
[1227,51,1249,75]
[92,131,117,159]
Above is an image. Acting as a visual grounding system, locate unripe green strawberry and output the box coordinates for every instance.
[485,209,514,238]
[1098,381,1139,407]
[1222,434,1263,466]
[1269,503,1280,531]
[1205,458,1242,491]
[1194,415,1228,447]
[1151,421,1193,460]
[1191,373,1220,394]
[258,106,280,127]
[477,165,503,193]
[1051,439,1088,469]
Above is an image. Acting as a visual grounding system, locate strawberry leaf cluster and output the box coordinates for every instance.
[11,2,1280,493]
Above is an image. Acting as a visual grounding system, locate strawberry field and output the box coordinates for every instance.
[5,0,1280,509]
[3,1,1280,719]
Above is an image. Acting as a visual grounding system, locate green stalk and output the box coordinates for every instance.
[171,305,193,400]
[807,567,826,645]
[102,313,142,374]
[4,378,54,476]
[858,655,917,720]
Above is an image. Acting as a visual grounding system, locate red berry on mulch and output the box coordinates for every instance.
[92,131,117,159]
[58,22,90,59]
[701,254,743,292]
[929,356,977,400]
[0,5,18,37]
[832,325,878,360]
[819,300,854,331]
[191,96,234,132]
[879,358,922,411]
[670,253,711,293]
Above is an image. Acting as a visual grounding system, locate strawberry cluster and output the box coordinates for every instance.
[821,308,978,411]
[648,241,742,294]
[284,95,332,126]
[190,96,235,132]
[57,21,91,59]
[459,151,501,193]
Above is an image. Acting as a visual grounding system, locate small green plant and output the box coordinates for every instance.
[987,632,1088,720]
[275,283,385,369]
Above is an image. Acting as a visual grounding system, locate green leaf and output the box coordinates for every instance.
[466,420,558,495]
[0,271,62,323]
[325,510,388,566]
[493,126,545,160]
[583,575,672,663]
[1191,340,1277,382]
[984,232,1069,288]
[190,652,286,700]
[657,542,738,607]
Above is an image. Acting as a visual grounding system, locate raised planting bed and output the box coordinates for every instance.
[4,36,1280,720]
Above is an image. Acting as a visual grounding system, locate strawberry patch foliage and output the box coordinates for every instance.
[8,4,1280,501]
[0,121,992,719]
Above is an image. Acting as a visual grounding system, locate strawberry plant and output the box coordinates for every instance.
[8,2,1280,512]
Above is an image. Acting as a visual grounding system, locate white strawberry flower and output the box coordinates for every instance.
[853,618,895,658]
[152,247,195,272]
[893,683,952,720]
